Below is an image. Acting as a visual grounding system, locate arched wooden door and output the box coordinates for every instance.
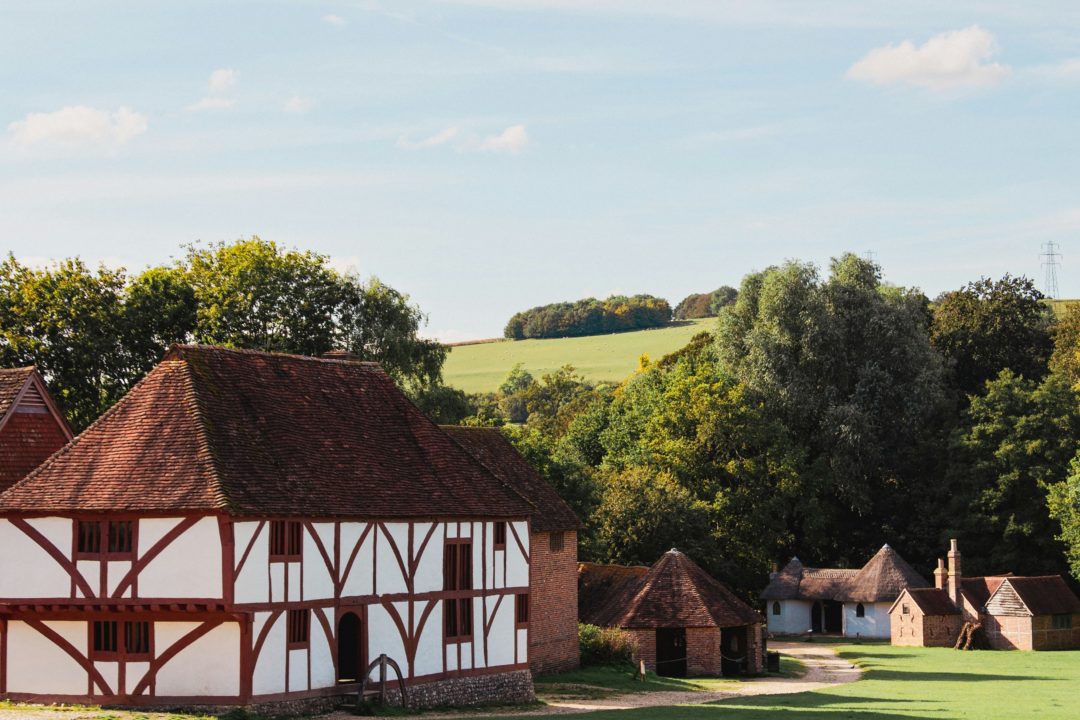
[337,611,364,683]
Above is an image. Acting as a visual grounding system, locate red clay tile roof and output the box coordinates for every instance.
[440,426,582,532]
[960,576,1011,609]
[896,588,960,616]
[844,545,929,602]
[578,562,649,625]
[588,550,762,629]
[999,576,1080,616]
[0,368,35,419]
[0,345,533,518]
[761,558,858,601]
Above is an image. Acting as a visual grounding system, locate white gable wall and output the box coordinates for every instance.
[765,599,813,634]
[842,601,892,638]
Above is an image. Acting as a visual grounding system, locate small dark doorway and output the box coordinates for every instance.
[656,628,687,677]
[720,626,747,677]
[337,612,363,683]
[811,600,842,634]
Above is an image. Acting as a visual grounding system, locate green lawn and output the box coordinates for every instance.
[442,320,714,394]
[534,664,737,699]
[485,645,1080,719]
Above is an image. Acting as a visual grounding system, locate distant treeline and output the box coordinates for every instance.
[504,295,672,340]
[673,286,738,319]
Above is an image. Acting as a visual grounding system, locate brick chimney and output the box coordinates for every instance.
[947,539,962,606]
[322,349,363,362]
[934,557,947,590]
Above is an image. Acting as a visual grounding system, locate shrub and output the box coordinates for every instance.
[578,623,638,666]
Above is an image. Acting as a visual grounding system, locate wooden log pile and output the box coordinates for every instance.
[953,622,986,650]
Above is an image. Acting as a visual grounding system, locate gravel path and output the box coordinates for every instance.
[0,642,861,720]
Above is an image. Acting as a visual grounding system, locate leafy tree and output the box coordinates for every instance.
[1048,452,1080,581]
[408,383,474,425]
[1050,303,1080,386]
[504,295,672,340]
[948,370,1079,576]
[930,276,1054,397]
[673,286,738,320]
[502,425,599,529]
[335,275,446,388]
[122,266,197,378]
[522,365,597,438]
[498,363,534,423]
[716,254,949,564]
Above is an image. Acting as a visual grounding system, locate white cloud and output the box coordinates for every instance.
[479,124,529,154]
[8,105,147,147]
[208,68,238,93]
[186,97,235,112]
[323,13,347,26]
[397,126,459,150]
[1033,58,1080,79]
[283,96,315,114]
[846,26,1011,90]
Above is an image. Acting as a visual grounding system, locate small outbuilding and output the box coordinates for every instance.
[890,588,962,647]
[584,550,764,677]
[982,576,1080,650]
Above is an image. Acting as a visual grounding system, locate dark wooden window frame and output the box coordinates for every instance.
[855,603,865,618]
[270,521,303,562]
[549,531,565,553]
[287,608,310,648]
[444,540,474,643]
[493,521,507,550]
[515,593,529,628]
[75,519,136,560]
[1052,613,1073,630]
[90,620,152,661]
[772,601,781,616]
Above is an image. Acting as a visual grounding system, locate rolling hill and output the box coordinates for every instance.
[442,319,714,394]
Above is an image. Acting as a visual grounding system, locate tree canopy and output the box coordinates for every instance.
[504,295,671,340]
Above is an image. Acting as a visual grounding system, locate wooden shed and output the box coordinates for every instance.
[583,550,764,677]
[982,576,1080,650]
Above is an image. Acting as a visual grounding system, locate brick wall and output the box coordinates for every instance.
[627,628,655,671]
[0,412,69,493]
[1031,614,1080,650]
[686,627,720,676]
[529,530,580,673]
[983,614,1033,650]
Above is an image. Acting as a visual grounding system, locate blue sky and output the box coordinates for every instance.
[2,1,1079,340]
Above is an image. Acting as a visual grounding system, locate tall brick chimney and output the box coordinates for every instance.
[947,539,962,605]
[934,557,947,590]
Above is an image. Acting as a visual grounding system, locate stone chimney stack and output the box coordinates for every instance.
[934,558,947,590]
[947,539,962,606]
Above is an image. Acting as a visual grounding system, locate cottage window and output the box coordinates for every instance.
[287,609,310,647]
[493,522,507,549]
[902,604,910,615]
[76,520,134,559]
[91,621,152,660]
[549,531,565,553]
[444,541,473,642]
[772,602,781,616]
[856,603,865,618]
[516,593,530,627]
[1052,613,1073,630]
[270,521,303,561]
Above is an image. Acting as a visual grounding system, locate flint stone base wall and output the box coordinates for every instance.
[381,670,536,710]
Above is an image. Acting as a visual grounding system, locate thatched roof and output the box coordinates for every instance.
[844,544,929,602]
[761,544,926,603]
[587,549,762,629]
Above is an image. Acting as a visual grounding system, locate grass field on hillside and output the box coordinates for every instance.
[443,319,714,394]
[484,645,1080,720]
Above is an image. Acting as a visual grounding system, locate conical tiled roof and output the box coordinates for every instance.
[590,549,761,629]
[843,544,928,602]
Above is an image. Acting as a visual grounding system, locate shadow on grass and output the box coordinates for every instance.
[864,669,1060,683]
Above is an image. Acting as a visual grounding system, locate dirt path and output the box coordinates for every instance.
[0,643,861,720]
[371,641,862,718]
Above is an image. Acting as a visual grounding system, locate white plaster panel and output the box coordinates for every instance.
[94,662,118,697]
[474,537,486,591]
[253,612,286,696]
[460,522,472,538]
[155,622,240,697]
[6,621,87,695]
[234,522,269,603]
[310,618,336,690]
[125,662,150,695]
[375,524,408,595]
[0,520,73,598]
[302,524,336,602]
[269,563,285,604]
[340,522,374,597]
[76,561,97,597]
[486,596,515,668]
[412,523,442,594]
[25,517,73,557]
[446,522,457,539]
[138,517,222,599]
[765,599,813,634]
[517,628,528,664]
[288,648,308,692]
[107,562,132,597]
[412,600,442,677]
[843,601,892,639]
[287,562,301,602]
[137,518,183,554]
[460,642,473,670]
[445,644,457,672]
[506,522,529,588]
[367,603,407,671]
